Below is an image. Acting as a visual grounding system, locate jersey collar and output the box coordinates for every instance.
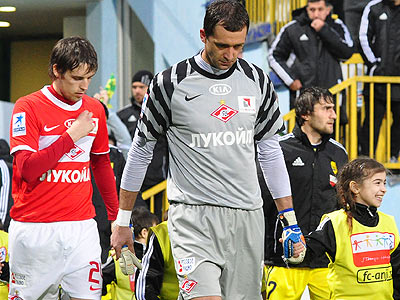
[41,85,83,111]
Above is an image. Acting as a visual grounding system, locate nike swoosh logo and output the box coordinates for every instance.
[44,125,60,132]
[185,94,202,101]
[90,286,101,291]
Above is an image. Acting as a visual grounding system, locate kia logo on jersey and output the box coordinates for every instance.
[209,84,232,96]
[211,104,238,123]
[64,118,99,134]
[64,119,75,128]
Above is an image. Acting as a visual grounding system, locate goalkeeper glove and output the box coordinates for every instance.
[278,208,306,264]
[119,246,142,275]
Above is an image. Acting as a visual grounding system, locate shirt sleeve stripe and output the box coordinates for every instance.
[253,64,265,94]
[162,68,175,101]
[255,108,282,141]
[150,84,171,131]
[176,60,189,84]
[238,59,255,82]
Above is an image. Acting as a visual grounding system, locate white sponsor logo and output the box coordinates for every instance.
[64,118,99,134]
[128,115,137,122]
[351,232,394,254]
[238,96,256,113]
[209,84,232,96]
[379,13,388,20]
[39,167,91,183]
[292,157,304,166]
[12,112,26,137]
[299,34,309,41]
[11,272,26,286]
[44,125,60,132]
[189,128,253,148]
[64,118,75,128]
[177,257,195,275]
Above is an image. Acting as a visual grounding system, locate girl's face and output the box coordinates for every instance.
[354,171,387,207]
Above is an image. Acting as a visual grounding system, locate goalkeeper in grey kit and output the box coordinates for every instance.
[111,0,305,299]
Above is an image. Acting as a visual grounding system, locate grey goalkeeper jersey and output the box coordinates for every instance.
[138,57,284,210]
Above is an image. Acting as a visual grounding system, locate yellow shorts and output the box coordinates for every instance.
[264,265,330,300]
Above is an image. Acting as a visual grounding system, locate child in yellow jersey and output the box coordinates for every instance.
[0,229,9,298]
[102,207,158,299]
[295,158,400,299]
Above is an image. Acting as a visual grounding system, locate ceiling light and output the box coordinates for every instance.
[0,6,16,12]
[0,21,10,27]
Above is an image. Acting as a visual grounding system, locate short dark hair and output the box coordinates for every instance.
[295,87,334,126]
[48,36,98,80]
[308,0,329,4]
[131,207,159,238]
[203,0,249,37]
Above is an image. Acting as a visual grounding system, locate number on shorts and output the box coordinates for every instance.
[88,261,100,284]
[267,280,277,299]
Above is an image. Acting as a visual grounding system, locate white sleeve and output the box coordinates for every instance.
[120,130,156,192]
[256,134,291,199]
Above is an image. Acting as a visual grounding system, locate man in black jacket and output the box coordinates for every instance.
[117,71,168,219]
[268,0,354,109]
[261,87,348,299]
[359,0,400,158]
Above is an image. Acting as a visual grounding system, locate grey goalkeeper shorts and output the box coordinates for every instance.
[168,202,264,300]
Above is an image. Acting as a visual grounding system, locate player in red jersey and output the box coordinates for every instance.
[8,37,119,300]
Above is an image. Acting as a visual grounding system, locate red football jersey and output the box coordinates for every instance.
[10,86,110,222]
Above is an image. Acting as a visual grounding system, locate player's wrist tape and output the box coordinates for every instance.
[278,208,298,228]
[115,209,131,227]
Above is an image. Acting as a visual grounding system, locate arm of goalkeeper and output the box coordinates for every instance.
[278,208,306,264]
[119,245,143,275]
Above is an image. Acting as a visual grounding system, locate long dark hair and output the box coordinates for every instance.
[337,157,386,232]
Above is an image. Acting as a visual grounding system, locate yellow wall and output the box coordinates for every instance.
[10,39,57,102]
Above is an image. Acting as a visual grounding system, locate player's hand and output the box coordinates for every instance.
[119,246,142,274]
[110,224,134,260]
[281,226,306,264]
[278,208,306,264]
[311,19,325,32]
[289,79,302,91]
[66,110,95,142]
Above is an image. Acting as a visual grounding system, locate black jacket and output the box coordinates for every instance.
[262,124,348,267]
[268,7,354,90]
[117,99,168,187]
[359,0,400,101]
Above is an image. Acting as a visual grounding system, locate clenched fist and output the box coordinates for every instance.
[66,110,95,142]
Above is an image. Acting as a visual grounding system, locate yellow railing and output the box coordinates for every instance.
[246,0,307,36]
[141,180,168,220]
[283,75,400,168]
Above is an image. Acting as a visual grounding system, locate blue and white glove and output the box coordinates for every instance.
[278,208,306,264]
